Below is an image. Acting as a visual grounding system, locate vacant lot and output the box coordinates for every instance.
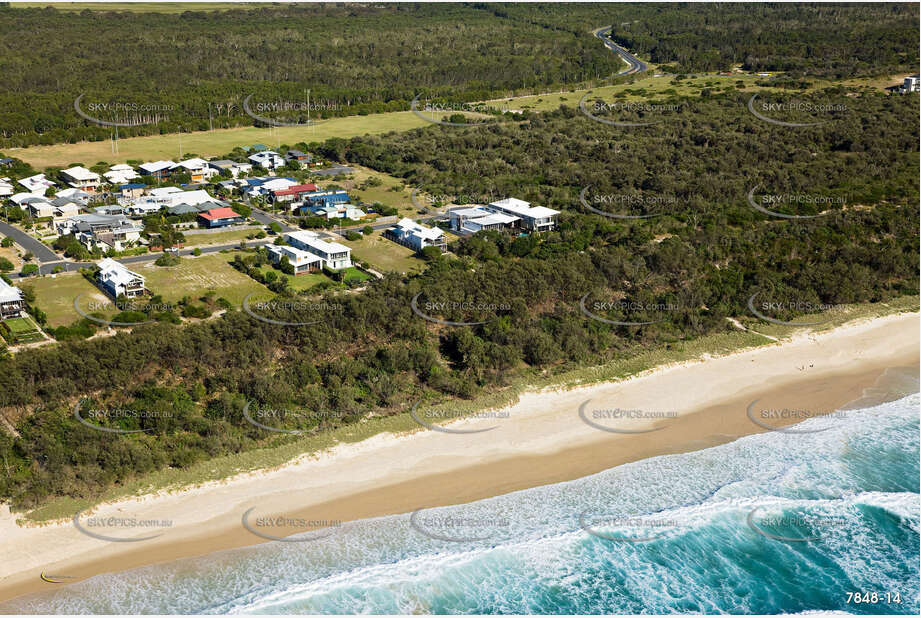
[26,272,113,327]
[331,164,419,218]
[344,231,426,274]
[182,229,261,247]
[137,252,272,305]
[255,265,333,293]
[11,112,432,170]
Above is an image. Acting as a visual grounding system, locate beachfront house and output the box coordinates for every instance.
[449,206,518,233]
[248,151,284,171]
[208,160,253,178]
[118,183,147,200]
[284,150,312,166]
[0,279,25,319]
[264,243,324,274]
[58,213,143,252]
[198,207,243,228]
[104,163,140,185]
[485,198,559,233]
[59,166,102,193]
[385,218,447,253]
[284,230,352,270]
[97,258,146,299]
[0,177,13,197]
[270,183,318,204]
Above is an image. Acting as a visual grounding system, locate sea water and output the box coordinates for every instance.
[3,392,919,615]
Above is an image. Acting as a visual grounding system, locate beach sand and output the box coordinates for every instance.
[0,312,917,603]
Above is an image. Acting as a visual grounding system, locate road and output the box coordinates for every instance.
[0,221,60,263]
[594,26,648,76]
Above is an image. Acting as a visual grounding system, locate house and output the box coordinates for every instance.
[18,174,55,195]
[0,158,14,168]
[50,197,80,220]
[170,158,217,183]
[97,258,146,298]
[302,189,350,208]
[55,187,91,205]
[264,243,324,274]
[119,183,147,200]
[284,230,352,270]
[94,205,125,216]
[239,176,297,199]
[208,160,253,178]
[248,150,284,170]
[284,150,311,165]
[449,207,518,232]
[385,218,447,253]
[60,166,102,192]
[486,198,559,232]
[104,163,140,185]
[0,279,25,319]
[9,192,38,207]
[21,197,54,219]
[0,177,13,197]
[302,203,366,220]
[126,188,213,212]
[138,160,176,181]
[901,75,920,94]
[198,207,243,228]
[58,214,142,251]
[270,183,318,204]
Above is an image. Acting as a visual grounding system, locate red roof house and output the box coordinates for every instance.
[198,207,243,228]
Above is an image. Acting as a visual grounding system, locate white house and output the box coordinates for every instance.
[450,206,518,232]
[21,196,53,218]
[264,243,324,274]
[284,230,352,270]
[104,164,140,185]
[97,258,146,298]
[125,188,214,213]
[902,75,920,94]
[208,160,253,178]
[170,158,217,183]
[18,174,55,195]
[0,177,14,197]
[486,198,559,232]
[50,197,80,221]
[0,278,25,319]
[248,150,284,170]
[386,217,446,252]
[56,187,91,205]
[60,166,102,192]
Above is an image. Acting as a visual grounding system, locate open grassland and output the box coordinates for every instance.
[344,230,426,274]
[136,252,271,305]
[12,3,262,12]
[10,112,432,170]
[21,295,917,523]
[181,228,261,247]
[333,164,418,217]
[480,73,894,113]
[26,272,112,327]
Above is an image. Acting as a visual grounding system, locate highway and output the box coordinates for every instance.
[594,26,648,76]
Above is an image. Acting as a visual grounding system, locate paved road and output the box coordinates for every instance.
[0,221,60,263]
[594,27,648,76]
[250,206,295,232]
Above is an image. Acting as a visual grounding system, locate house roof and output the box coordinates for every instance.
[98,258,143,286]
[273,183,318,196]
[469,213,519,226]
[394,217,444,240]
[167,203,202,215]
[120,183,146,190]
[0,278,23,304]
[488,197,560,218]
[171,158,209,170]
[139,160,176,173]
[61,166,100,182]
[198,207,241,221]
[265,243,323,265]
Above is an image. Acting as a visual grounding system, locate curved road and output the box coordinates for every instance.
[594,26,648,76]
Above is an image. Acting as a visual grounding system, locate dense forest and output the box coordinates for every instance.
[0,3,917,148]
[0,80,917,508]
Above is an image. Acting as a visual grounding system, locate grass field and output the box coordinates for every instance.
[481,72,893,113]
[2,316,44,343]
[136,252,272,305]
[332,164,419,217]
[182,229,261,247]
[13,3,262,12]
[10,112,433,170]
[27,272,113,327]
[344,230,426,274]
[255,265,333,292]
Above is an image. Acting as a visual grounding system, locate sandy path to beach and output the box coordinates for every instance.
[0,312,917,602]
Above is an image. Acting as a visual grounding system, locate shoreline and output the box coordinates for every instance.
[0,311,917,603]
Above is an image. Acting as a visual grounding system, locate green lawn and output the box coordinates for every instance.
[136,253,272,305]
[2,316,44,343]
[14,112,433,170]
[341,266,371,284]
[27,272,114,327]
[255,265,334,292]
[343,231,426,274]
[182,229,263,247]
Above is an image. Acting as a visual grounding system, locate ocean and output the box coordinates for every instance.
[3,391,919,615]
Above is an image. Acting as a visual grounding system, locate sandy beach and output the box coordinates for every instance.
[0,312,918,603]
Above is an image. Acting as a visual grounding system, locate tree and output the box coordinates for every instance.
[20,264,38,276]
